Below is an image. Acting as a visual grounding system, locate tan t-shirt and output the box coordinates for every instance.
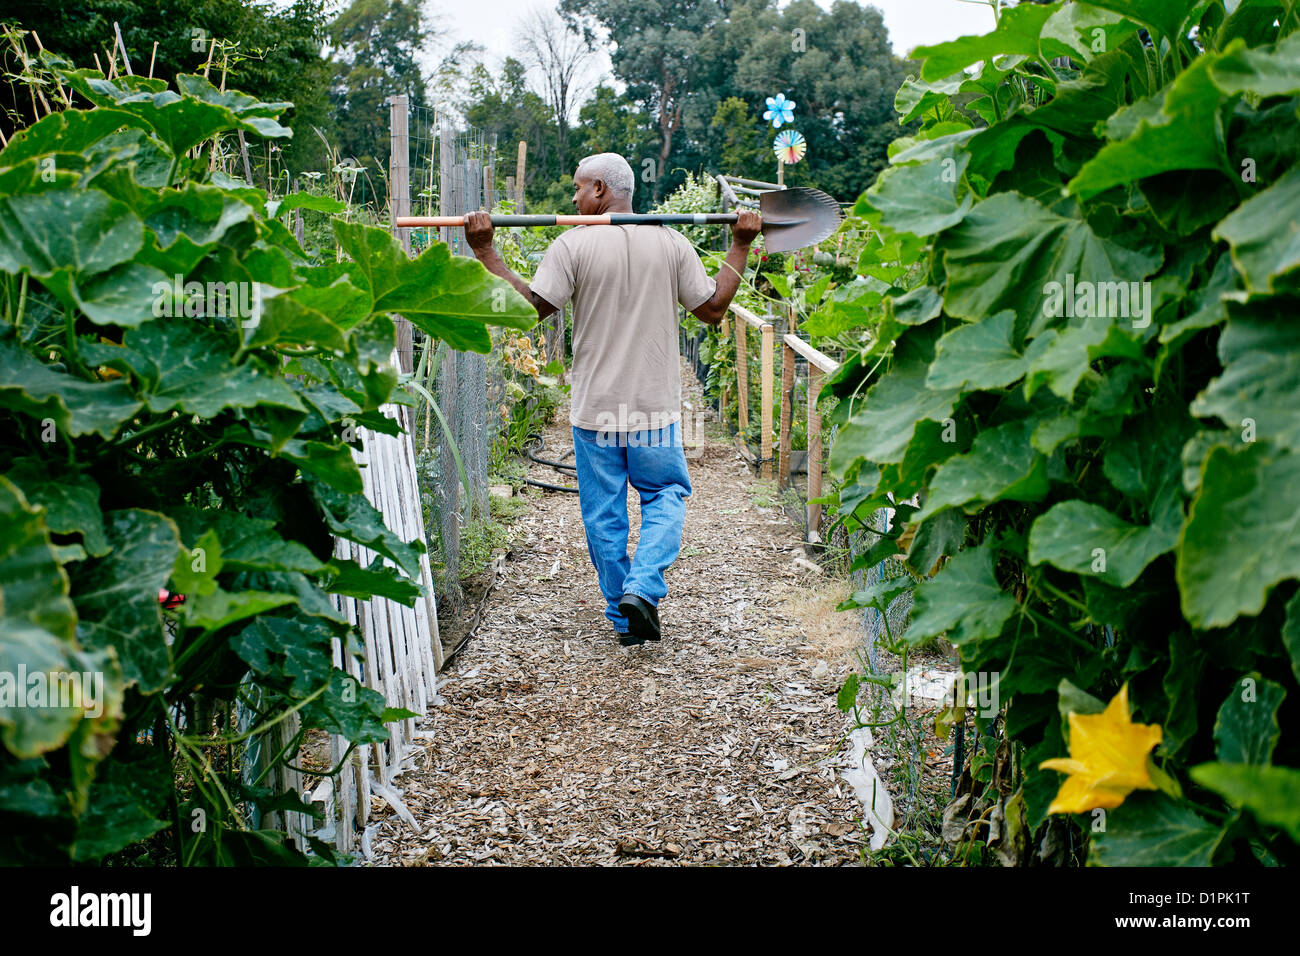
[529,224,716,432]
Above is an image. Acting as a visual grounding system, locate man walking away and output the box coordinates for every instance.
[465,152,761,646]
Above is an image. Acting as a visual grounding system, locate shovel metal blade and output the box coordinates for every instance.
[758,187,846,253]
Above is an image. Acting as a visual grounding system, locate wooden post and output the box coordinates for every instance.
[807,364,824,537]
[388,95,414,381]
[760,322,774,479]
[515,140,527,212]
[439,112,456,248]
[778,343,795,491]
[734,317,749,435]
[505,175,515,206]
[719,314,730,417]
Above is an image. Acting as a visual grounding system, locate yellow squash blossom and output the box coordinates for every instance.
[1040,683,1163,814]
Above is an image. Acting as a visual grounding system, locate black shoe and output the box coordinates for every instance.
[616,629,645,647]
[618,594,661,643]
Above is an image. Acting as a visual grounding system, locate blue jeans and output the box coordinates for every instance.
[571,422,693,633]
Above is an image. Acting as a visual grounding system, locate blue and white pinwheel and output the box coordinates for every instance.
[763,93,796,128]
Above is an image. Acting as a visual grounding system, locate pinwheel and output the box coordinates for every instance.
[763,93,796,128]
[773,129,807,165]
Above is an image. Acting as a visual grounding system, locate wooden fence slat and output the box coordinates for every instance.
[734,318,749,434]
[807,365,824,537]
[760,323,774,479]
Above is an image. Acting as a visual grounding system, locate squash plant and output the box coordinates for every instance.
[0,61,535,863]
[828,0,1300,865]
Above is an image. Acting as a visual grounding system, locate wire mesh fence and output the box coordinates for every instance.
[394,103,505,614]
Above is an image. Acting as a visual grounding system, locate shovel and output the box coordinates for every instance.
[394,186,844,253]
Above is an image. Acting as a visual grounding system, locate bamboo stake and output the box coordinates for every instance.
[148,41,158,79]
[92,51,103,74]
[31,32,71,108]
[202,37,216,79]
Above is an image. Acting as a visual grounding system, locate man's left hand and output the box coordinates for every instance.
[465,210,494,254]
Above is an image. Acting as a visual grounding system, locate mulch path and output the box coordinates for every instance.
[365,362,880,865]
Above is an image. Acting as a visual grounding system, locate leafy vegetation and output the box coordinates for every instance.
[0,59,533,863]
[827,0,1300,865]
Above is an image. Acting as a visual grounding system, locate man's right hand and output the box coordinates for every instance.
[465,210,494,256]
[732,210,762,247]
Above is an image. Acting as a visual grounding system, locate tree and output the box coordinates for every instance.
[571,84,657,209]
[710,96,769,180]
[515,5,598,179]
[561,0,723,201]
[328,0,434,173]
[462,58,559,208]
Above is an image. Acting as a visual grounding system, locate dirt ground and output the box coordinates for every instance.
[365,361,891,866]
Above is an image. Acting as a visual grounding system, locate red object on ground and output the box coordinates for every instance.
[158,588,185,610]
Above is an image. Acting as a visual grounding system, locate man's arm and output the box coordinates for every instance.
[464,211,559,318]
[690,210,762,326]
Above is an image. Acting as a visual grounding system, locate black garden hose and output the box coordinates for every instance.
[523,432,579,493]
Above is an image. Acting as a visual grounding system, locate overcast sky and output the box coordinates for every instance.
[440,0,997,80]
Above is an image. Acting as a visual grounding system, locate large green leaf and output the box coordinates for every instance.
[1029,499,1179,588]
[1212,675,1286,765]
[310,480,423,580]
[864,147,973,237]
[5,459,109,558]
[325,557,422,607]
[69,72,291,158]
[1284,592,1300,684]
[1190,312,1300,453]
[1088,792,1225,866]
[1212,164,1300,294]
[69,748,170,862]
[333,220,535,352]
[0,108,154,166]
[70,510,179,693]
[0,189,142,280]
[1023,322,1146,401]
[1084,0,1205,46]
[926,310,1027,390]
[912,2,1059,80]
[915,418,1049,521]
[1210,30,1300,98]
[828,329,960,474]
[0,337,143,438]
[140,183,257,274]
[905,543,1016,646]
[1068,47,1230,200]
[1190,763,1300,841]
[1177,442,1300,628]
[121,321,304,419]
[938,192,1162,336]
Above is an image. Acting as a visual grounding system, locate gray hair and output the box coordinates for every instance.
[576,152,634,199]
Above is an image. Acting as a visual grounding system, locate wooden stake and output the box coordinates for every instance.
[203,37,216,79]
[148,41,158,79]
[735,317,749,436]
[515,139,527,212]
[93,51,103,74]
